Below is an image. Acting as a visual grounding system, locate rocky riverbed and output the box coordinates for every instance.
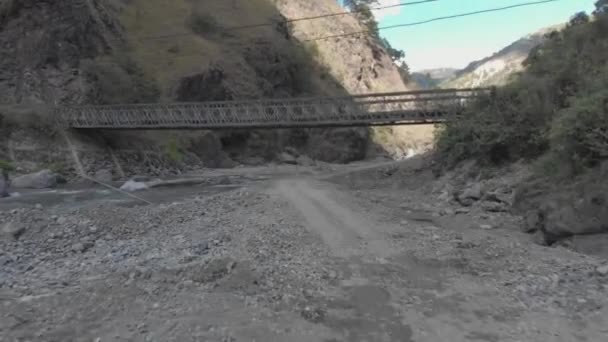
[1,160,607,341]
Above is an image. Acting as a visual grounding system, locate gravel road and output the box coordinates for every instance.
[1,161,607,341]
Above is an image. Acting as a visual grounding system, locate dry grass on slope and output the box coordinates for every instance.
[117,0,282,95]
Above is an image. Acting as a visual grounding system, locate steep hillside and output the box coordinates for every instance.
[441,25,562,89]
[410,68,458,89]
[0,0,431,176]
[436,9,608,245]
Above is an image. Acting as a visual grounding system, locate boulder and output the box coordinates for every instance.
[533,230,550,246]
[1,222,25,240]
[522,210,541,233]
[94,169,113,183]
[11,169,58,189]
[455,183,484,206]
[278,152,297,165]
[119,180,149,192]
[462,183,484,200]
[296,155,315,166]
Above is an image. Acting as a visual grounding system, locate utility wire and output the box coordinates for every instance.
[126,0,438,42]
[96,0,563,61]
[305,0,564,41]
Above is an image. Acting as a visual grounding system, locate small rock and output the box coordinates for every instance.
[532,230,550,246]
[94,169,113,183]
[596,265,608,276]
[218,176,231,185]
[481,201,508,213]
[441,208,455,216]
[523,210,541,233]
[71,243,85,253]
[484,191,511,204]
[480,224,494,230]
[2,222,26,240]
[455,208,470,214]
[34,203,43,210]
[191,241,210,255]
[296,155,315,166]
[456,183,484,206]
[71,241,94,253]
[300,306,326,323]
[277,152,297,165]
[56,217,67,225]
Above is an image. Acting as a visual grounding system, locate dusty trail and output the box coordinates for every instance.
[274,177,608,342]
[275,178,397,258]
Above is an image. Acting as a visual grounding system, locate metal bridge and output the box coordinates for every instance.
[56,88,491,130]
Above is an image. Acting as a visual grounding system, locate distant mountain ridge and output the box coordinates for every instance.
[440,24,564,89]
[409,68,458,89]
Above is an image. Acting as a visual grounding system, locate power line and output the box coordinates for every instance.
[97,0,564,61]
[125,0,438,42]
[286,0,438,24]
[305,0,564,41]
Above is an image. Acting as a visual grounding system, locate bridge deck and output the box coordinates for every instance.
[56,88,490,130]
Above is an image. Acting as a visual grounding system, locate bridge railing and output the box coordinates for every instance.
[55,88,492,129]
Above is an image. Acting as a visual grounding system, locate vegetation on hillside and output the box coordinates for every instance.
[344,1,407,64]
[83,55,160,105]
[435,2,608,178]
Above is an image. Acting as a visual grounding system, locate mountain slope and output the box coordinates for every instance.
[441,25,563,89]
[0,0,429,176]
[410,68,458,89]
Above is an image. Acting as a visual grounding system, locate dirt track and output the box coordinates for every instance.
[1,161,608,341]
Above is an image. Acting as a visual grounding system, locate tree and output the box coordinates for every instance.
[381,38,405,61]
[596,0,607,14]
[344,1,405,61]
[397,61,411,83]
[569,12,590,26]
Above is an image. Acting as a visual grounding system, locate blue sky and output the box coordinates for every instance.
[360,0,596,71]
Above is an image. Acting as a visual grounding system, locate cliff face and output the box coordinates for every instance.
[0,0,428,176]
[0,0,121,104]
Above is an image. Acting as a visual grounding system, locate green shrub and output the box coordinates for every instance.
[435,9,608,177]
[0,160,14,172]
[83,55,160,105]
[435,81,553,168]
[164,138,183,162]
[188,11,220,35]
[549,88,608,172]
[0,104,51,130]
[44,161,68,175]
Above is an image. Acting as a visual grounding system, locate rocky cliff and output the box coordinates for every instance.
[0,0,427,178]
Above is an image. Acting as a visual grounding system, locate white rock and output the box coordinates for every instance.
[120,180,149,192]
[596,264,608,276]
[2,222,25,240]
